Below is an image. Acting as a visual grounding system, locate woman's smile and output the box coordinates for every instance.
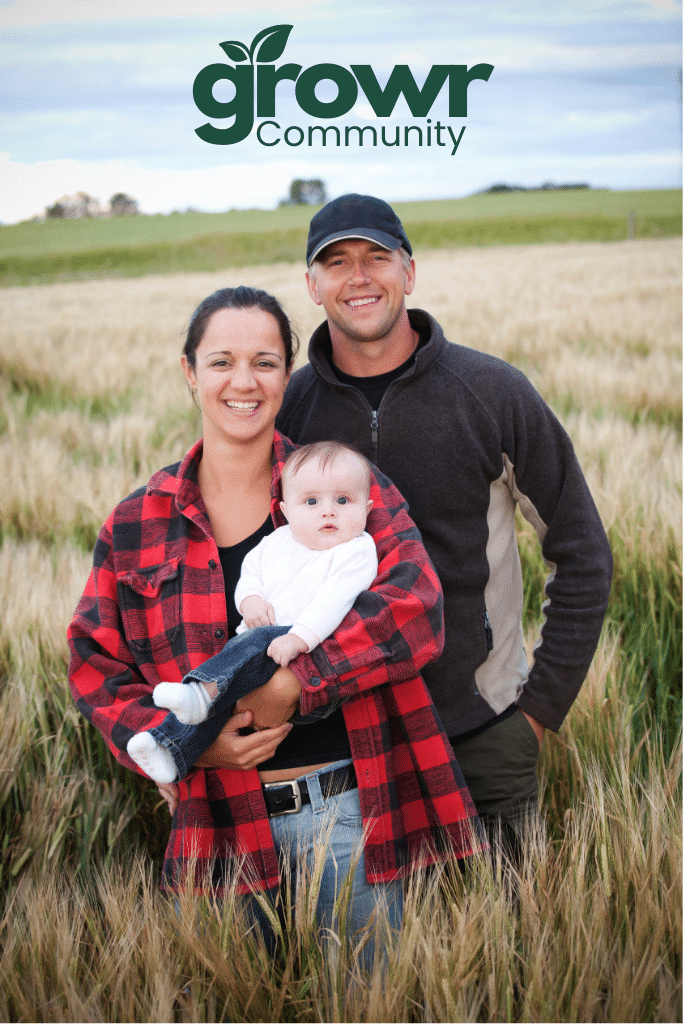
[223,398,261,413]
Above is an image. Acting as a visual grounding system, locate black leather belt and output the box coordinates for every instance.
[262,763,357,817]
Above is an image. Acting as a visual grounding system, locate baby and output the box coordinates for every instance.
[128,441,377,783]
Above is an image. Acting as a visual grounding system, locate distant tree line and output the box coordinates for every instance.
[44,191,139,220]
[481,183,591,194]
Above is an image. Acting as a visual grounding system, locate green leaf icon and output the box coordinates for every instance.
[219,40,250,62]
[250,24,293,63]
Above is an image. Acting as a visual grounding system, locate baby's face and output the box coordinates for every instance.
[280,453,373,551]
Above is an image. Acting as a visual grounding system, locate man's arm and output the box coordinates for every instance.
[503,372,613,731]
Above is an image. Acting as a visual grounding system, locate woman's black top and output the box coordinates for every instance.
[217,517,351,771]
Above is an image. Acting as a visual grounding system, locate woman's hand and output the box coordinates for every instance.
[194,709,293,771]
[157,781,180,817]
[156,669,302,782]
[235,666,302,729]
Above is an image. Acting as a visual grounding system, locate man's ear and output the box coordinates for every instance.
[306,270,323,305]
[404,258,416,297]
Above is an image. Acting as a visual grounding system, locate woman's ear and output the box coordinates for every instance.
[181,354,196,391]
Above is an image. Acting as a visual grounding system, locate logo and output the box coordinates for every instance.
[193,25,493,155]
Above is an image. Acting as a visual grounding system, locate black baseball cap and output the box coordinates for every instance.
[306,193,412,266]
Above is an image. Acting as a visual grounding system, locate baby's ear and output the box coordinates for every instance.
[366,499,373,513]
[279,500,288,520]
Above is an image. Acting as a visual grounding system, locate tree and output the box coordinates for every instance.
[284,178,327,206]
[44,192,103,219]
[109,193,139,216]
[45,201,66,220]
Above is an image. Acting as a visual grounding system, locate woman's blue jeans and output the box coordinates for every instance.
[243,759,404,969]
[148,626,342,780]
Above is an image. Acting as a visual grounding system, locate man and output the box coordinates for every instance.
[275,193,613,846]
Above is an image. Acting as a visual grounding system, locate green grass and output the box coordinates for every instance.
[0,189,680,286]
[518,523,682,759]
[3,188,679,256]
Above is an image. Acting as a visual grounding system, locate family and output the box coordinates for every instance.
[68,193,612,957]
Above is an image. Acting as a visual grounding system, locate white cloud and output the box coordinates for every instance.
[455,39,681,72]
[1,0,321,28]
[352,103,403,122]
[567,109,655,131]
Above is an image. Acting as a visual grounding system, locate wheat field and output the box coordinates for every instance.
[0,237,681,1022]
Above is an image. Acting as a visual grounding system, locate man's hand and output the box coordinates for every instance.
[194,709,293,771]
[240,596,276,628]
[267,632,309,666]
[235,666,302,730]
[521,710,545,750]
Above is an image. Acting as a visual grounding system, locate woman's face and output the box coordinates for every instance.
[182,306,290,447]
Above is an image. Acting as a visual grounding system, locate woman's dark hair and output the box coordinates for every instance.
[183,286,299,370]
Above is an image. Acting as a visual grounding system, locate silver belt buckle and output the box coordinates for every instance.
[263,778,302,816]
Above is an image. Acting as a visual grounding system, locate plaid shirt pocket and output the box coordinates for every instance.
[117,557,181,654]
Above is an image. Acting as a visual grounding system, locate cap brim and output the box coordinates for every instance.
[307,229,401,266]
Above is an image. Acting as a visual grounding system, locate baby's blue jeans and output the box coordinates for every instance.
[148,625,342,779]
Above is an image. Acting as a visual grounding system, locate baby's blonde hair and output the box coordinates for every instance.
[281,441,371,496]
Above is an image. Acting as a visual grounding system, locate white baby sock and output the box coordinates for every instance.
[153,681,213,724]
[127,732,178,784]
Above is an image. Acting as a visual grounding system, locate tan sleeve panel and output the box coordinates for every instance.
[473,465,529,714]
[502,453,548,545]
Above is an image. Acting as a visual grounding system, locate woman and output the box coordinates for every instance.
[68,286,483,947]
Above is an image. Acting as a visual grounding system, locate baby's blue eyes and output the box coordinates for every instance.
[304,496,349,506]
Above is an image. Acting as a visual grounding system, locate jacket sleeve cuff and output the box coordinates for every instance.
[516,691,563,733]
[287,650,340,715]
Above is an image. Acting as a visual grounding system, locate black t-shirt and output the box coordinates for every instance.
[217,518,351,771]
[328,327,429,410]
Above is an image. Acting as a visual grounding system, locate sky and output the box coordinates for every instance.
[1,0,681,223]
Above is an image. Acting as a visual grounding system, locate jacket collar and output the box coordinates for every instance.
[307,308,446,386]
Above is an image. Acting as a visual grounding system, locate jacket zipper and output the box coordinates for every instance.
[370,409,379,464]
[483,609,493,652]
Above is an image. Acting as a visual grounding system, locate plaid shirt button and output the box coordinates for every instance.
[310,677,321,687]
[214,629,225,639]
[209,559,217,569]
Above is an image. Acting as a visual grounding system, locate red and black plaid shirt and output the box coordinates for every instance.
[68,431,483,893]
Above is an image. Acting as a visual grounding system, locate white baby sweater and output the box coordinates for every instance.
[233,525,378,652]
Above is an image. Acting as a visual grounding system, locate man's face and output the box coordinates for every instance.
[306,239,415,346]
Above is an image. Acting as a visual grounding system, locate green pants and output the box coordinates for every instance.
[450,708,541,846]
